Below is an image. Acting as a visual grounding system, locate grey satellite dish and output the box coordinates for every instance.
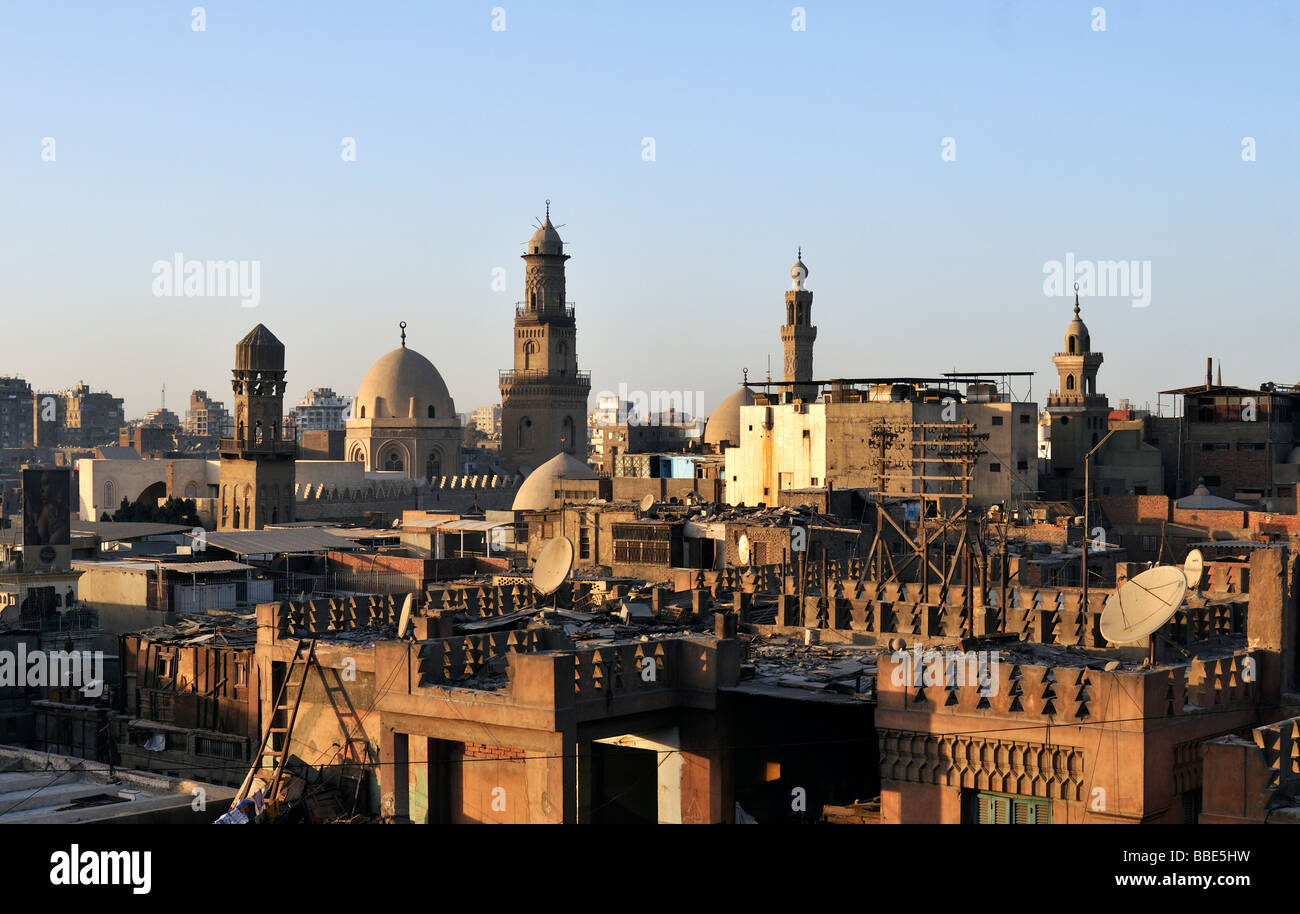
[640,494,655,513]
[397,592,414,639]
[1100,565,1187,644]
[1183,549,1204,589]
[737,533,751,565]
[533,536,575,596]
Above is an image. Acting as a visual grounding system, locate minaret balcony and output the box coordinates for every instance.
[219,418,298,456]
[515,302,575,320]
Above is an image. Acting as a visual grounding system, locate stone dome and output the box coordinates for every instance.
[1065,299,1090,353]
[704,386,757,448]
[354,345,455,421]
[527,216,564,256]
[512,452,597,512]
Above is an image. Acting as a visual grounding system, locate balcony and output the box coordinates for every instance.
[219,417,298,456]
[515,302,576,320]
[499,369,591,388]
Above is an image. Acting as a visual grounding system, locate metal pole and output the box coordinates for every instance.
[1081,429,1117,611]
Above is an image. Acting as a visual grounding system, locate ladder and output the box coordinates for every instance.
[230,638,317,811]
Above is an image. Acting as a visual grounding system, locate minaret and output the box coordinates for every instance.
[780,249,817,402]
[499,202,591,474]
[218,324,296,530]
[1044,286,1108,497]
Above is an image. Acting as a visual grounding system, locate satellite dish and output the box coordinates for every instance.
[397,592,414,639]
[738,534,751,565]
[1100,565,1187,644]
[1183,549,1204,589]
[640,494,655,513]
[533,536,574,596]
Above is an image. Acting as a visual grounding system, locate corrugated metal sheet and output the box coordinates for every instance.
[204,529,358,555]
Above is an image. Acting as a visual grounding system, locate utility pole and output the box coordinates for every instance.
[1081,429,1117,613]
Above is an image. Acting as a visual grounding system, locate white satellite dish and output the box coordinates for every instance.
[1183,549,1204,589]
[737,533,751,565]
[640,494,656,513]
[396,592,414,639]
[533,536,574,596]
[1100,565,1187,644]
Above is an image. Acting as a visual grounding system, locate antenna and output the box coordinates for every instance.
[738,533,751,565]
[639,494,655,514]
[1099,566,1187,644]
[532,536,574,596]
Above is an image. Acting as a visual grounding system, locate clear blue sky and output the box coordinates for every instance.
[2,1,1296,421]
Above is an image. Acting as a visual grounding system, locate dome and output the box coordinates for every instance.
[512,452,597,512]
[704,386,757,448]
[791,250,809,290]
[354,345,455,421]
[527,215,564,256]
[236,323,284,371]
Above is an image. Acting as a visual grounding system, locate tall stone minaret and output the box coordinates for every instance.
[781,249,817,402]
[218,324,296,530]
[499,202,591,474]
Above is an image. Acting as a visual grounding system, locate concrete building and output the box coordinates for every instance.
[31,383,125,449]
[499,206,591,474]
[0,377,34,449]
[292,387,352,440]
[218,325,296,530]
[471,404,501,437]
[182,389,229,439]
[345,324,462,483]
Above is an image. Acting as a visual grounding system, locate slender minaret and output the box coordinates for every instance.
[499,202,591,473]
[781,249,817,401]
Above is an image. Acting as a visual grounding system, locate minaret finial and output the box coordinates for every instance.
[797,246,802,261]
[1073,281,1080,316]
[399,320,407,348]
[545,198,550,220]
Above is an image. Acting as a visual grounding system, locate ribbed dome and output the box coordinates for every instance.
[235,324,284,371]
[354,346,455,421]
[527,216,564,256]
[704,386,756,448]
[512,452,597,511]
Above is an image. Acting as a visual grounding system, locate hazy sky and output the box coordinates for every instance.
[2,1,1296,422]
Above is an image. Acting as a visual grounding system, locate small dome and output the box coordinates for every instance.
[791,252,809,290]
[236,324,285,371]
[354,345,455,421]
[1064,298,1090,353]
[704,386,757,448]
[527,216,564,256]
[512,452,597,511]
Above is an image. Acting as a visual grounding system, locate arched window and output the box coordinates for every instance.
[104,480,115,509]
[561,416,576,454]
[233,506,241,528]
[524,341,537,371]
[359,405,366,419]
[520,417,533,449]
[1068,337,1077,354]
[427,453,441,480]
[530,291,537,310]
[427,405,436,418]
[385,451,404,472]
[184,481,198,499]
[1066,375,1075,391]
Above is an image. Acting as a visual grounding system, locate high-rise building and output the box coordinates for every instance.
[499,205,591,473]
[0,377,34,449]
[31,383,125,448]
[218,325,296,530]
[291,387,352,441]
[183,390,230,438]
[471,404,502,437]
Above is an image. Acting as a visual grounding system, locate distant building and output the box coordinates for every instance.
[141,406,180,430]
[31,383,125,448]
[292,387,352,441]
[183,390,229,439]
[0,377,33,448]
[471,404,501,437]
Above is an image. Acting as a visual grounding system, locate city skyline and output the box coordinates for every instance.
[2,2,1295,418]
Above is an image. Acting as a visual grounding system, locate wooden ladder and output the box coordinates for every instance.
[231,638,317,811]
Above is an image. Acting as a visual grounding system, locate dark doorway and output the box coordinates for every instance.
[591,743,657,824]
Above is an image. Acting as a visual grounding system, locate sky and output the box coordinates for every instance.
[1,1,1297,422]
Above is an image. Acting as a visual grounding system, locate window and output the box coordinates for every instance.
[969,791,1051,824]
[612,524,670,565]
[1019,414,1031,424]
[427,405,436,418]
[992,416,1004,426]
[802,429,810,438]
[1141,535,1157,551]
[1017,460,1028,472]
[579,526,591,560]
[988,463,1001,473]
